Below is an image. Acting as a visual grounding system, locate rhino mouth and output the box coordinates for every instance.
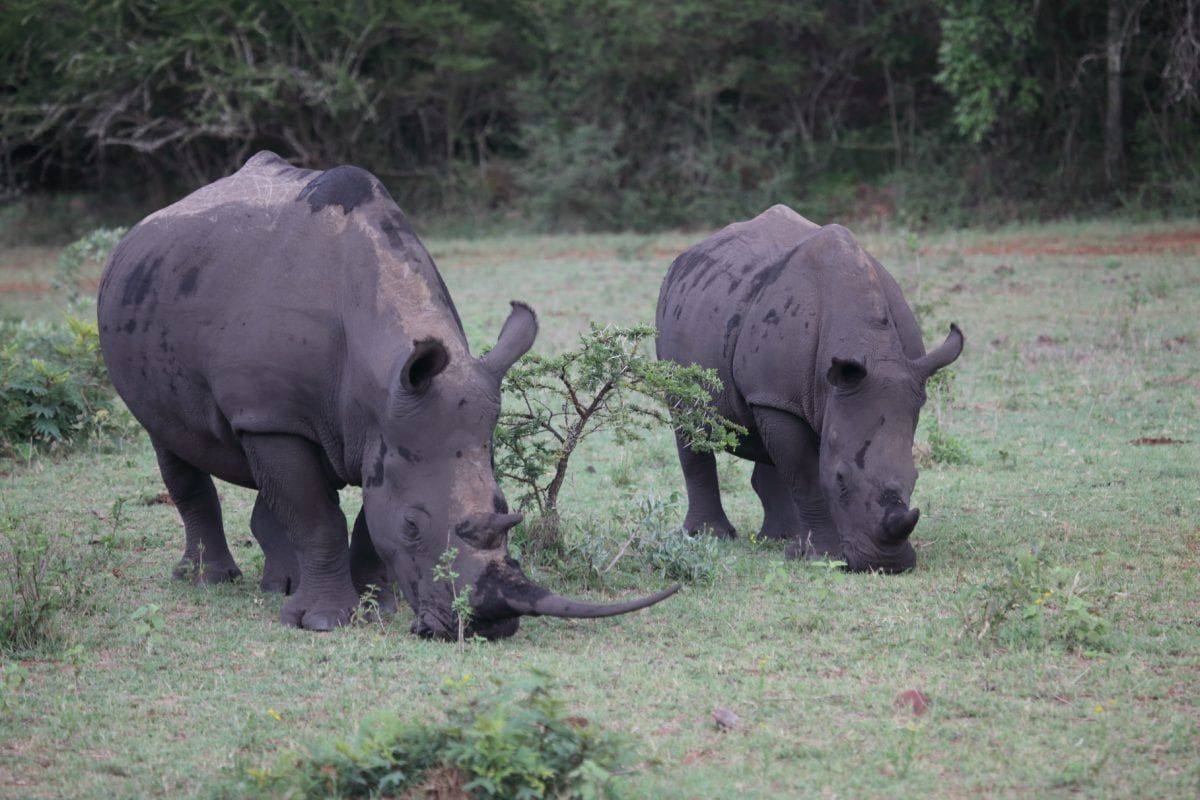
[841,539,917,574]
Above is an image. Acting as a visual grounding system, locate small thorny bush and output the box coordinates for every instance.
[493,324,743,551]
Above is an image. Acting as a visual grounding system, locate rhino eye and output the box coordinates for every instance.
[401,516,422,544]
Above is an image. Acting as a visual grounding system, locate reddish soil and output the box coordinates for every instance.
[1130,437,1188,446]
[962,229,1200,257]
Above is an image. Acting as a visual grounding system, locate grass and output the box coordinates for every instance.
[1,220,1199,798]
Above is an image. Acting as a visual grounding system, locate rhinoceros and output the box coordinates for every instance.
[98,151,676,637]
[655,205,963,572]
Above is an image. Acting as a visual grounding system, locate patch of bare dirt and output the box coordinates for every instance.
[1130,437,1188,445]
[962,229,1200,257]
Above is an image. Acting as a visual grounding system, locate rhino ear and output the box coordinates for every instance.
[481,302,538,379]
[400,338,450,394]
[827,356,868,389]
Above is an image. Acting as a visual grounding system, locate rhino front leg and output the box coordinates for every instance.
[349,508,398,616]
[250,495,301,595]
[751,463,803,541]
[241,434,358,631]
[153,442,242,585]
[674,432,737,539]
[748,406,840,560]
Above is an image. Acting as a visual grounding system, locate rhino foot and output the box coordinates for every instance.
[172,557,243,585]
[280,587,358,631]
[260,573,296,595]
[687,519,737,540]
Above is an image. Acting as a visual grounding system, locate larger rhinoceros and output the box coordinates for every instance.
[655,205,963,572]
[98,151,676,638]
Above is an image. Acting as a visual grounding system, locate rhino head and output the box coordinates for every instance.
[361,302,678,640]
[814,323,964,573]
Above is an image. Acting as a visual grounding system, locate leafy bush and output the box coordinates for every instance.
[53,227,126,301]
[0,314,122,457]
[0,516,98,656]
[494,324,743,554]
[229,671,626,800]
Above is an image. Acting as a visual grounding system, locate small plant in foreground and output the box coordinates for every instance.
[953,547,1113,652]
[229,670,626,800]
[494,324,744,555]
[432,547,474,652]
[563,492,725,587]
[130,604,166,654]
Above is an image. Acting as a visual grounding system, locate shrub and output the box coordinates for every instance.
[229,671,627,800]
[53,226,126,301]
[494,324,743,554]
[0,314,121,457]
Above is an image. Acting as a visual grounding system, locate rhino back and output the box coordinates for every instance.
[98,152,466,485]
[655,205,821,423]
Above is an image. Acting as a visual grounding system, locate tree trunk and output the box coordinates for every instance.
[1104,0,1124,189]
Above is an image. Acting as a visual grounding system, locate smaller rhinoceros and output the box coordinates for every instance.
[655,205,963,572]
[98,151,677,638]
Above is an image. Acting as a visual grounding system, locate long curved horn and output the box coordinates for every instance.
[912,323,964,378]
[501,579,681,619]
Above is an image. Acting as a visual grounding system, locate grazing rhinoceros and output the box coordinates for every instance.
[98,151,677,637]
[655,205,963,572]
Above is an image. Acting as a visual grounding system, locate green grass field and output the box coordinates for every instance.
[1,220,1198,798]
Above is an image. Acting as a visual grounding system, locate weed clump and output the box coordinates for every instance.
[953,546,1113,653]
[229,671,626,800]
[0,516,98,656]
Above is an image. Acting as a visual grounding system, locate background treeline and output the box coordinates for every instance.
[2,0,1199,234]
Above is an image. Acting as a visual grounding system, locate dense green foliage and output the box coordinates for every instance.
[228,672,626,799]
[3,0,1198,229]
[0,314,120,457]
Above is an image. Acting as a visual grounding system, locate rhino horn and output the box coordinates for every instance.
[498,573,681,619]
[912,323,964,379]
[883,506,921,541]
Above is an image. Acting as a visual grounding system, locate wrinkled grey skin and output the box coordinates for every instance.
[655,205,963,572]
[98,151,676,637]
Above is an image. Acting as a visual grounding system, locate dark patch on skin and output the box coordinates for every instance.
[493,492,508,514]
[123,319,136,334]
[121,256,162,306]
[455,450,463,459]
[141,319,151,332]
[745,255,789,301]
[784,296,794,312]
[297,165,375,215]
[458,397,467,408]
[366,440,387,488]
[673,303,682,320]
[763,309,780,325]
[855,439,872,469]
[723,313,741,356]
[728,278,740,292]
[178,267,200,297]
[394,443,421,463]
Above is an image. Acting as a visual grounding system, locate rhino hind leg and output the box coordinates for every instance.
[674,433,737,539]
[748,406,840,561]
[153,443,243,585]
[751,463,802,541]
[349,509,398,616]
[250,495,301,595]
[241,434,359,631]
